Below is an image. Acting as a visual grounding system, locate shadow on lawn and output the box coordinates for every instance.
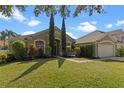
[10,58,53,83]
[58,58,65,68]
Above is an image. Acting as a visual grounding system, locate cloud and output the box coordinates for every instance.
[66,32,77,39]
[22,31,36,35]
[0,13,11,20]
[106,24,113,28]
[28,19,41,27]
[73,22,97,32]
[116,20,124,26]
[12,8,27,22]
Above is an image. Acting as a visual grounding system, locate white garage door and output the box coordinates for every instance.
[98,44,114,58]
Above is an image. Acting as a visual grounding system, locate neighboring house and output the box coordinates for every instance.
[76,29,124,58]
[11,26,75,55]
[0,40,8,49]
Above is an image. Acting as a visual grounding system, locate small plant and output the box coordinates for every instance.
[0,53,7,63]
[45,45,52,56]
[28,44,37,59]
[116,46,124,57]
[36,48,44,58]
[74,46,80,57]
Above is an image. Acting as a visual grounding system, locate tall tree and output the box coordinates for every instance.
[49,13,55,56]
[61,18,66,56]
[34,6,57,56]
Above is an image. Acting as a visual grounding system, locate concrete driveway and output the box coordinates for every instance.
[101,57,124,61]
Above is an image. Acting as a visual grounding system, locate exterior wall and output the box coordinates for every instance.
[10,29,75,55]
[94,43,98,57]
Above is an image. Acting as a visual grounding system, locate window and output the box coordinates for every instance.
[35,40,44,51]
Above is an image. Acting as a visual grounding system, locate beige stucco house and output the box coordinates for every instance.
[11,26,75,55]
[76,29,124,58]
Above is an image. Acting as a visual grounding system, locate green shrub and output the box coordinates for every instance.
[0,53,7,63]
[116,46,124,57]
[45,45,52,56]
[80,44,94,58]
[28,44,37,59]
[6,52,15,62]
[11,40,27,60]
[80,46,86,57]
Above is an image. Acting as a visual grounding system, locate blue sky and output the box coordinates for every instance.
[0,5,124,39]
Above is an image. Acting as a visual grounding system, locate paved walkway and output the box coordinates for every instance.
[101,57,124,61]
[57,56,124,63]
[57,56,95,63]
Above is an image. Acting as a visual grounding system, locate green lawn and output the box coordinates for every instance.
[0,58,124,88]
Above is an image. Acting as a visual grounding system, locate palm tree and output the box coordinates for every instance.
[0,5,26,17]
[0,31,7,49]
[0,29,19,49]
[5,29,19,40]
[34,5,104,18]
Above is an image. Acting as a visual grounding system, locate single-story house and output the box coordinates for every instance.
[76,29,124,58]
[11,26,75,55]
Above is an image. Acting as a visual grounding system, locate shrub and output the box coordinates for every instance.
[36,48,44,58]
[0,53,7,64]
[80,46,86,57]
[80,44,94,58]
[11,40,27,60]
[28,44,37,59]
[116,46,124,57]
[45,45,52,56]
[74,46,80,57]
[6,52,15,62]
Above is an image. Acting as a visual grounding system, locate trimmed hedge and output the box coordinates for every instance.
[80,44,95,58]
[116,46,124,57]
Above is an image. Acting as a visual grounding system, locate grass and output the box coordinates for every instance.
[0,58,124,88]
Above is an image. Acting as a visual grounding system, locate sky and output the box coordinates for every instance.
[0,5,124,39]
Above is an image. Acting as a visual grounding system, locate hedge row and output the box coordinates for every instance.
[80,44,95,58]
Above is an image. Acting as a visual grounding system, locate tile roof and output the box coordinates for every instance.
[76,29,124,44]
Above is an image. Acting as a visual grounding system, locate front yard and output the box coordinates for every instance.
[0,58,124,88]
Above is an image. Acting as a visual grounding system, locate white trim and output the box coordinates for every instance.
[98,40,115,44]
[34,39,46,53]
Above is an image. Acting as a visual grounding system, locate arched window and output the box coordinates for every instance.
[35,40,45,51]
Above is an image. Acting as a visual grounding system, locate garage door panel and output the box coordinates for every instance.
[98,44,114,58]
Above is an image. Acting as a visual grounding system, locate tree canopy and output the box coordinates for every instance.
[0,5,104,18]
